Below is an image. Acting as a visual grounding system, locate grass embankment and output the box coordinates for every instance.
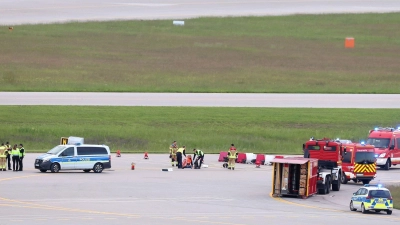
[1,13,400,93]
[387,185,400,210]
[0,106,398,154]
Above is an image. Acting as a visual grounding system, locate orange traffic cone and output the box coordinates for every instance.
[144,152,149,159]
[131,162,135,170]
[116,150,121,157]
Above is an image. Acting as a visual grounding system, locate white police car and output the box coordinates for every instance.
[350,184,393,214]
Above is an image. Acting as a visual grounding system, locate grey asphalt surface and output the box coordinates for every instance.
[1,0,400,25]
[0,153,399,225]
[2,92,400,108]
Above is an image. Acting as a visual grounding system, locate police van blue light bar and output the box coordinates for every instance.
[364,184,383,188]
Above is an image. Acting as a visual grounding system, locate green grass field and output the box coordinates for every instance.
[0,106,398,154]
[387,185,400,210]
[1,13,400,93]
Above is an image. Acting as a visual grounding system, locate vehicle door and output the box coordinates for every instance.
[59,147,76,170]
[342,147,353,174]
[352,188,365,209]
[395,137,400,165]
[75,146,94,169]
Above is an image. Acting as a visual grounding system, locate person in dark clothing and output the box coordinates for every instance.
[18,144,25,171]
[193,149,205,169]
[6,142,11,170]
[176,146,186,169]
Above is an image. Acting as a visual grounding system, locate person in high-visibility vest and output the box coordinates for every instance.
[6,142,12,170]
[18,144,25,171]
[193,149,205,169]
[169,141,178,167]
[11,144,20,172]
[176,146,186,169]
[228,144,238,170]
[0,144,7,171]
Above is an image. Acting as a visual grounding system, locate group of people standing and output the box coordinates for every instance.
[169,141,205,169]
[0,142,25,171]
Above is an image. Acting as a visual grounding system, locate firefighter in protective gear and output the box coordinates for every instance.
[169,141,178,167]
[193,149,205,169]
[228,144,238,170]
[11,144,20,171]
[18,144,25,171]
[0,144,6,171]
[176,146,186,169]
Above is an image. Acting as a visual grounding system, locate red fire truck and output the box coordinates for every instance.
[302,137,344,194]
[367,127,400,170]
[341,142,376,185]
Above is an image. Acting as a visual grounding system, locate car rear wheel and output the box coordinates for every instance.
[350,201,357,211]
[361,204,367,214]
[387,210,392,215]
[93,163,104,173]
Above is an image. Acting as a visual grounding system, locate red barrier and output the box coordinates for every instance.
[218,152,228,162]
[255,154,265,165]
[236,153,246,163]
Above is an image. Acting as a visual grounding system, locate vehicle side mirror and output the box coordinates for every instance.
[389,145,394,150]
[343,147,347,155]
[353,193,356,196]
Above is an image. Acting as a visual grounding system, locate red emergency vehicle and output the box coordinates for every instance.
[367,127,400,170]
[303,137,344,194]
[341,142,376,185]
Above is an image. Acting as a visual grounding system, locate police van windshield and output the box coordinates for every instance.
[366,138,390,148]
[355,152,375,164]
[369,190,391,198]
[47,145,66,154]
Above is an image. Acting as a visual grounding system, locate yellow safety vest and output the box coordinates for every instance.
[228,150,237,159]
[11,148,20,156]
[177,148,185,154]
[19,147,25,157]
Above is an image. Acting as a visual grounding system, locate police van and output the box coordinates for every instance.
[34,137,111,173]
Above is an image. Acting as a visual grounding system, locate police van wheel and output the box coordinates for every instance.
[387,210,392,215]
[83,169,91,173]
[50,163,60,173]
[93,163,104,173]
[361,204,367,214]
[40,169,47,173]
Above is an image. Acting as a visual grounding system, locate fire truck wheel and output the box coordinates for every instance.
[383,159,391,171]
[341,172,348,184]
[362,180,370,185]
[332,175,340,191]
[350,201,357,211]
[326,177,331,194]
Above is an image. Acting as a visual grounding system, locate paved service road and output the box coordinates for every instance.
[0,154,399,225]
[1,0,400,25]
[1,92,400,108]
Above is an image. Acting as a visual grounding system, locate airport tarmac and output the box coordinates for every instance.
[0,153,399,225]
